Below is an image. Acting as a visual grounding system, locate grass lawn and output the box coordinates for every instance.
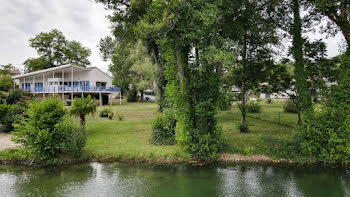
[0,100,298,163]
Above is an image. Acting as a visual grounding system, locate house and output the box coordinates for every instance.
[12,64,121,106]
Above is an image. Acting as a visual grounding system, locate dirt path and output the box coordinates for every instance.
[0,133,20,151]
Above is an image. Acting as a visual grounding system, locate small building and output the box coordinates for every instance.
[12,64,121,106]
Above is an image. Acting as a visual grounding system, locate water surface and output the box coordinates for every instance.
[0,163,349,197]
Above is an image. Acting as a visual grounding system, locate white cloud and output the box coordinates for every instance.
[0,0,112,72]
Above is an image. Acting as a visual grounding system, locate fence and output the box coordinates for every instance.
[246,111,298,128]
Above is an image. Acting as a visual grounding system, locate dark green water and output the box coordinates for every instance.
[0,163,349,197]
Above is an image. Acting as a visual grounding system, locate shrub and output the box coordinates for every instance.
[1,104,24,132]
[236,121,249,132]
[238,101,262,113]
[127,85,138,102]
[283,99,298,113]
[99,108,112,117]
[294,68,350,164]
[116,112,124,121]
[267,98,273,104]
[6,90,22,105]
[13,97,86,162]
[150,110,176,145]
[108,112,114,120]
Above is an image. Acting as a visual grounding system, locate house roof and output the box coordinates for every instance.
[12,64,111,79]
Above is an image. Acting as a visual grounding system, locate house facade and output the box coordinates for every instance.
[12,64,121,105]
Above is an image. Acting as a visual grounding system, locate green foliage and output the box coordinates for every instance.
[217,90,233,111]
[70,95,96,126]
[128,40,156,101]
[13,97,85,162]
[116,112,124,121]
[236,121,249,133]
[24,29,91,72]
[267,98,273,104]
[99,108,112,118]
[1,104,24,132]
[127,85,138,102]
[0,74,13,92]
[0,92,6,104]
[150,110,176,145]
[294,67,350,164]
[238,101,262,113]
[108,112,114,120]
[6,90,22,105]
[283,99,298,113]
[0,103,10,122]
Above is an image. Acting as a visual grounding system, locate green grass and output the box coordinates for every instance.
[0,101,298,163]
[219,101,297,155]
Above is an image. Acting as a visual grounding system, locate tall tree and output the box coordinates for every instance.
[308,0,350,49]
[291,0,312,123]
[221,0,282,129]
[25,29,91,72]
[97,0,167,111]
[128,41,156,102]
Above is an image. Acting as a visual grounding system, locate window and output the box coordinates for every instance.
[96,82,106,87]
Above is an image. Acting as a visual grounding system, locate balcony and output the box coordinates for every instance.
[21,85,121,93]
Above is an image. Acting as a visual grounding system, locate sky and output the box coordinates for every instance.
[0,0,347,74]
[0,0,112,72]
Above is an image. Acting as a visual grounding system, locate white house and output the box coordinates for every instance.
[12,64,121,106]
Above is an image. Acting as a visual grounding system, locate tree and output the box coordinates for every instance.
[25,29,91,72]
[70,95,96,127]
[0,64,15,75]
[128,41,156,102]
[108,42,132,95]
[221,0,283,130]
[291,0,312,120]
[0,74,14,92]
[308,0,350,49]
[97,0,167,111]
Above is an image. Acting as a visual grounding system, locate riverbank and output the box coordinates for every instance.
[0,102,304,166]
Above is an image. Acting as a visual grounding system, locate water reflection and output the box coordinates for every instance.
[0,163,349,197]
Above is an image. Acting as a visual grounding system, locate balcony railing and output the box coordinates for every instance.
[21,86,121,93]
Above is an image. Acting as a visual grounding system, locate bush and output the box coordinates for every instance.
[267,98,273,104]
[236,121,249,132]
[13,97,86,162]
[150,110,176,145]
[127,85,138,102]
[108,112,114,120]
[283,99,298,113]
[1,104,24,132]
[117,112,124,121]
[294,69,350,164]
[99,108,112,117]
[6,90,22,105]
[238,101,262,113]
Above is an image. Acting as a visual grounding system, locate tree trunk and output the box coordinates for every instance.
[140,90,144,102]
[241,81,246,126]
[292,0,312,113]
[80,115,85,127]
[240,31,248,127]
[175,36,185,93]
[150,39,165,112]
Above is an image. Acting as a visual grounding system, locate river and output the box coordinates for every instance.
[0,163,349,197]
